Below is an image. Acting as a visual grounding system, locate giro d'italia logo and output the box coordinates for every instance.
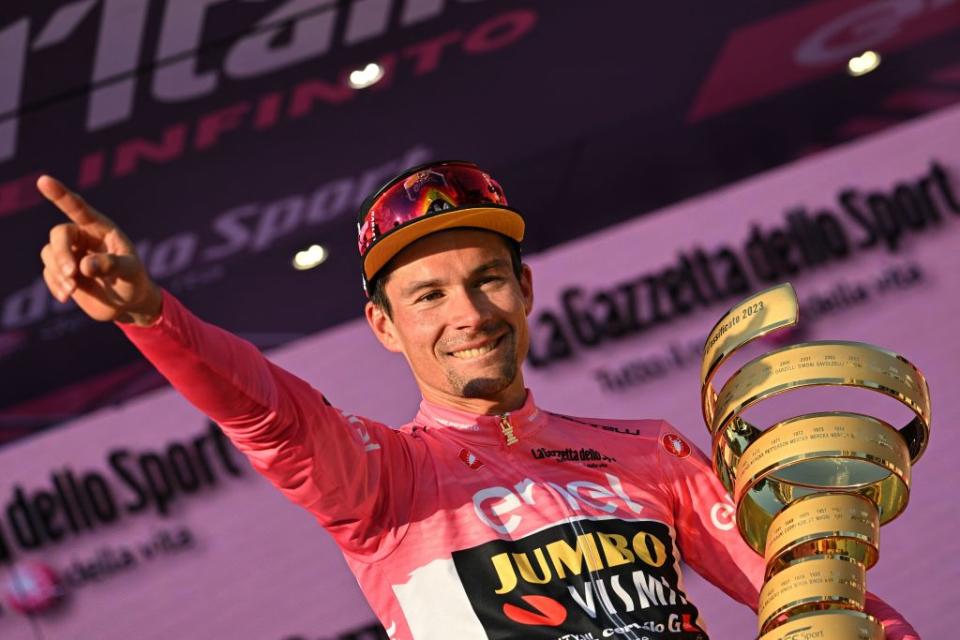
[3,562,64,614]
[661,433,691,458]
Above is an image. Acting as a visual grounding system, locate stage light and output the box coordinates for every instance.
[293,244,328,270]
[847,51,881,77]
[347,62,385,89]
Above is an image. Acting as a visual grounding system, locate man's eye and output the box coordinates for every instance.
[417,291,443,303]
[478,276,503,286]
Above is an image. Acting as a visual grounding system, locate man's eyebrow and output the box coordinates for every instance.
[472,258,511,274]
[402,278,445,298]
[400,259,511,298]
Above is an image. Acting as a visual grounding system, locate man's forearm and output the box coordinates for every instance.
[117,288,309,435]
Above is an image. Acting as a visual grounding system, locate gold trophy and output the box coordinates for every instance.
[699,283,930,639]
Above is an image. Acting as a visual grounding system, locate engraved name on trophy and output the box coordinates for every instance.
[700,283,930,639]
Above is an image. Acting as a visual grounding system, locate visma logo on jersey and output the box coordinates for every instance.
[450,518,707,639]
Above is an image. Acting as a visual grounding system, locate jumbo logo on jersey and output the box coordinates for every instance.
[451,519,707,639]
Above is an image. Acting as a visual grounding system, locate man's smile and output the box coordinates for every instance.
[446,334,507,360]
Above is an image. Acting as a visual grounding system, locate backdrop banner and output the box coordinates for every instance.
[0,103,958,639]
[5,0,959,441]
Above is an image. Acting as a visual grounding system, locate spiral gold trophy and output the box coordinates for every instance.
[700,283,931,640]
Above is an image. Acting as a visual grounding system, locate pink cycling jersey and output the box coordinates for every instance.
[120,290,917,640]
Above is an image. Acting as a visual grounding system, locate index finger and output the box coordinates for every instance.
[36,175,113,231]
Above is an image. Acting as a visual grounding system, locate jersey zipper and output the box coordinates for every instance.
[499,413,519,446]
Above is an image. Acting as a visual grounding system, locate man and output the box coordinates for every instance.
[36,162,918,639]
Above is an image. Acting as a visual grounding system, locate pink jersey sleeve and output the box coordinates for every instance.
[656,422,920,638]
[118,289,424,557]
[655,421,764,609]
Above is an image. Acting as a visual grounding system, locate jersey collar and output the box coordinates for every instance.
[415,389,547,446]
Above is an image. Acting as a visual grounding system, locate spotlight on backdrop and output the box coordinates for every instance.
[348,63,385,89]
[293,244,328,270]
[847,51,881,77]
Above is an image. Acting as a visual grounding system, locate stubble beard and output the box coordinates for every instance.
[445,330,519,399]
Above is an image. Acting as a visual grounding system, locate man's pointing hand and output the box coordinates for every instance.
[37,175,162,326]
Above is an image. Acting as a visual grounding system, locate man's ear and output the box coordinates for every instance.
[520,263,534,316]
[365,301,404,353]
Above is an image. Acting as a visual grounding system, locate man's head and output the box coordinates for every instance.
[357,161,533,411]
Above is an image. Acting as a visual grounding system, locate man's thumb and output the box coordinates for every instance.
[79,253,141,279]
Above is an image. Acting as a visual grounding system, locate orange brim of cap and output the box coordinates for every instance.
[363,206,525,280]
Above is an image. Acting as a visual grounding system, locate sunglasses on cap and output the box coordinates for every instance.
[357,161,525,296]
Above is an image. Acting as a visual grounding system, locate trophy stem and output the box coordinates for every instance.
[757,501,883,638]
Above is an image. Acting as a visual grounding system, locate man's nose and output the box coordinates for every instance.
[449,287,493,330]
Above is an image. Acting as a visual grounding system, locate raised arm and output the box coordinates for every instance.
[36,177,422,556]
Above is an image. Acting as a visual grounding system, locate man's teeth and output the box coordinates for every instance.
[451,341,497,359]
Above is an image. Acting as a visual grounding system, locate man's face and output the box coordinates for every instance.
[365,229,533,409]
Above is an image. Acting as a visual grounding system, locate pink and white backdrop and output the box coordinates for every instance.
[1,103,958,639]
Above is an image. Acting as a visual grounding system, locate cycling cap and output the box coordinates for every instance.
[357,160,525,296]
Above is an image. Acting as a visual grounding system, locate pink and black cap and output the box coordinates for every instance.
[356,160,525,296]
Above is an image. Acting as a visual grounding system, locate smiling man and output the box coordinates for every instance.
[36,162,919,639]
[366,229,532,412]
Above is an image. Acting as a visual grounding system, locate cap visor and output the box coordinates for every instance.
[364,207,525,280]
